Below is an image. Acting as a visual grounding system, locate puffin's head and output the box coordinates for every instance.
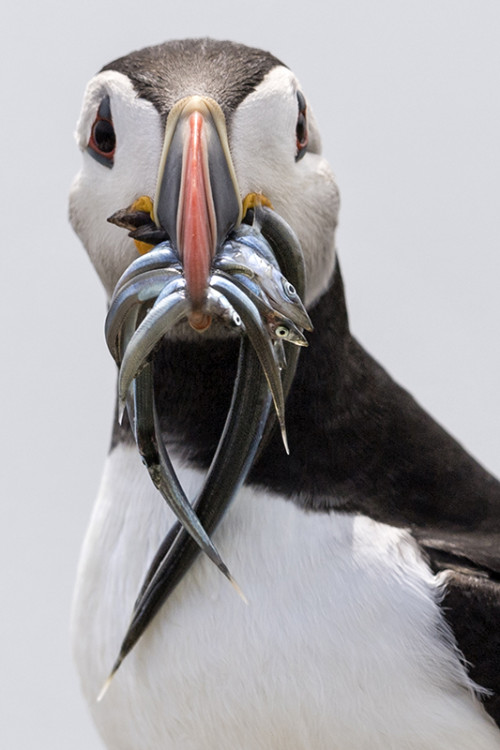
[69,38,339,310]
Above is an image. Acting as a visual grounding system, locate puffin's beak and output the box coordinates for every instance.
[153,96,242,328]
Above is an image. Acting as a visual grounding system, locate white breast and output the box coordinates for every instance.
[72,443,500,749]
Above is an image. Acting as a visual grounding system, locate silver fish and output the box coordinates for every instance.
[113,242,181,291]
[210,273,289,454]
[215,237,312,332]
[107,336,272,684]
[106,269,182,363]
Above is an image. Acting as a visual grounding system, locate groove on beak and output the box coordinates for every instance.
[153,96,242,327]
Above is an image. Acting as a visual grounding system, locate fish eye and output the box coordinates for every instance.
[284,281,297,297]
[275,325,289,338]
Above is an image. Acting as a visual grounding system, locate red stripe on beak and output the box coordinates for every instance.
[177,111,216,316]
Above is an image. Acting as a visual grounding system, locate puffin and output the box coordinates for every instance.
[69,39,500,749]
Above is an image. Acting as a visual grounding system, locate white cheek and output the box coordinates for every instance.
[69,71,164,297]
[230,66,340,306]
[69,168,137,298]
[230,66,297,200]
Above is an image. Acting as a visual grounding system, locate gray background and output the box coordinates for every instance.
[1,1,499,747]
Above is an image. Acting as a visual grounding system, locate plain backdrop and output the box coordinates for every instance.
[1,1,499,748]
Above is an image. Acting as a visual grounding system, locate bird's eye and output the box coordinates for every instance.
[87,96,116,168]
[295,91,308,162]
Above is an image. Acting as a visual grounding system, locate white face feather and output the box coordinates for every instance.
[230,66,339,306]
[69,71,163,296]
[69,66,340,306]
